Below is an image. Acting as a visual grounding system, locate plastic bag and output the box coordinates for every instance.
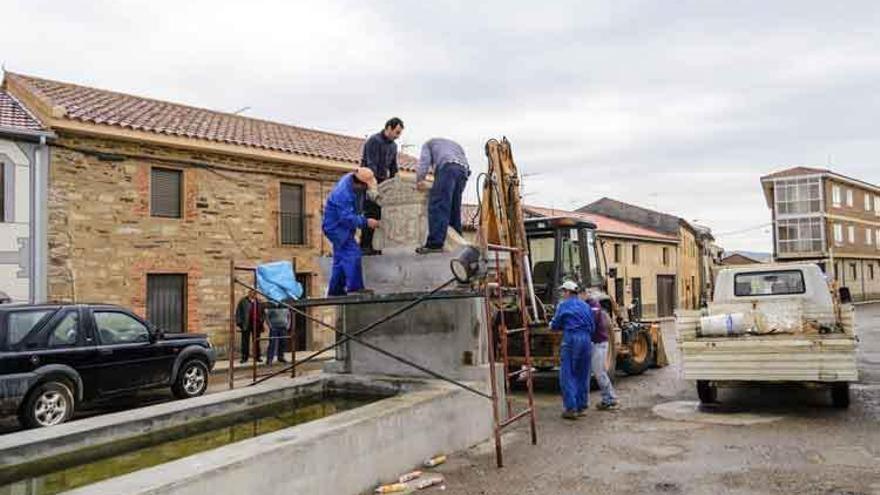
[256,261,303,302]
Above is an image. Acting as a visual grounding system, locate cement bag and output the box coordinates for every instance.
[256,261,303,302]
[699,313,749,337]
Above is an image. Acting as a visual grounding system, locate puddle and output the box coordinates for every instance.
[652,401,784,426]
[0,394,378,495]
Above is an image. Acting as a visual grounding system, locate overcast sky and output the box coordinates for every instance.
[3,0,879,251]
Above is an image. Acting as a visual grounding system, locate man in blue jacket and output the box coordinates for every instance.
[323,168,379,296]
[550,280,595,419]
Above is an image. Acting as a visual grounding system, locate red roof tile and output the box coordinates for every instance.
[0,90,45,132]
[461,203,677,242]
[3,72,415,169]
[523,205,678,241]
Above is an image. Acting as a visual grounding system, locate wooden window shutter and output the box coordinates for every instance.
[151,168,182,218]
[280,183,305,245]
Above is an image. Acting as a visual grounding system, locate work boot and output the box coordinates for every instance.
[561,410,579,420]
[597,400,620,411]
[576,409,587,417]
[361,248,383,256]
[415,246,443,255]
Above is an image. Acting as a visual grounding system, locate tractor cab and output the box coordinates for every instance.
[524,216,605,311]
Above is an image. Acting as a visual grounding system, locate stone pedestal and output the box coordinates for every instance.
[372,175,467,254]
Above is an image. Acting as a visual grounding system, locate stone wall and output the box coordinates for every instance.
[47,133,348,356]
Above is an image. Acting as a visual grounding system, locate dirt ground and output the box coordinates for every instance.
[434,304,880,495]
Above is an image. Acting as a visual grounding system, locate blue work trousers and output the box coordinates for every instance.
[559,332,591,412]
[426,164,468,248]
[327,236,365,296]
[266,325,286,364]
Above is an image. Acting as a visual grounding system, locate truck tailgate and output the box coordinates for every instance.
[679,335,858,382]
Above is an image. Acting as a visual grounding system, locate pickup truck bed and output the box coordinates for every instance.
[676,306,858,383]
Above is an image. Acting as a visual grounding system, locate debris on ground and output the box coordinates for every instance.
[423,454,447,467]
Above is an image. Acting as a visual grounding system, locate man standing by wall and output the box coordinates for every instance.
[323,168,379,296]
[415,138,470,254]
[359,117,403,255]
[235,290,262,363]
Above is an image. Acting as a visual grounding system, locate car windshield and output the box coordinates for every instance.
[734,270,806,297]
[6,310,54,346]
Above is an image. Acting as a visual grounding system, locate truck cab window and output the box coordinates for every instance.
[560,229,582,286]
[529,235,556,303]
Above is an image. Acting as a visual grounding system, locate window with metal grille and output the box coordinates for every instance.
[280,183,305,245]
[150,168,182,218]
[147,274,187,333]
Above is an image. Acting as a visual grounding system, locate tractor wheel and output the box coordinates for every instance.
[697,380,718,404]
[619,329,654,375]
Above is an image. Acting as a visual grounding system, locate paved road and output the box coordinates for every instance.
[436,304,880,495]
[0,361,324,435]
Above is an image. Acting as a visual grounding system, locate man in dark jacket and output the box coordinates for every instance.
[235,290,262,363]
[359,117,403,255]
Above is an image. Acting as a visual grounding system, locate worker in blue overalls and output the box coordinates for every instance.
[550,280,595,419]
[323,168,379,296]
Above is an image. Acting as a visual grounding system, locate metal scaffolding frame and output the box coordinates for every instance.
[227,261,298,389]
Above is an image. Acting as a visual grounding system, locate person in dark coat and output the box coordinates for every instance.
[235,290,262,363]
[359,117,403,255]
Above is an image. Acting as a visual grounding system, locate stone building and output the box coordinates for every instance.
[1,72,415,354]
[760,166,880,302]
[577,197,712,310]
[0,90,52,303]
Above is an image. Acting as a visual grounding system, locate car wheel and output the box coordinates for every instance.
[20,381,75,428]
[696,380,718,404]
[830,383,850,409]
[173,360,209,399]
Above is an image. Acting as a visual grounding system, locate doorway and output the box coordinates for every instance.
[631,277,642,320]
[657,275,676,318]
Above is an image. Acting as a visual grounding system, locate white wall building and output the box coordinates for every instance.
[0,90,51,303]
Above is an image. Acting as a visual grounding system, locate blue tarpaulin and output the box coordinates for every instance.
[256,261,303,302]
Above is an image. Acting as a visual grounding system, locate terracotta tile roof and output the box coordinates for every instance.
[461,203,678,242]
[0,90,45,133]
[761,166,830,180]
[523,205,678,242]
[3,72,415,169]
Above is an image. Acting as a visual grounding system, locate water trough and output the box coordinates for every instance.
[0,372,494,495]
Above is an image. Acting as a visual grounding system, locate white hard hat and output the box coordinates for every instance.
[559,280,579,292]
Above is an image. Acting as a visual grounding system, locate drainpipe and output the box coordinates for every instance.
[30,135,48,303]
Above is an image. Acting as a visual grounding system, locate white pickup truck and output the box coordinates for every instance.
[676,263,858,408]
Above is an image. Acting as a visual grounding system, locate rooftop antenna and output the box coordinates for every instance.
[827,154,833,166]
[232,106,251,115]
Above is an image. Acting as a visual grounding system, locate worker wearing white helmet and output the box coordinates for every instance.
[550,280,596,419]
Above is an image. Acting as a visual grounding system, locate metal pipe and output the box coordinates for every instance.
[523,252,540,322]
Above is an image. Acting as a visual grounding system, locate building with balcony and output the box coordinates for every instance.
[761,166,880,301]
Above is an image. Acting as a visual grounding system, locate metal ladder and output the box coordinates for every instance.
[483,243,537,468]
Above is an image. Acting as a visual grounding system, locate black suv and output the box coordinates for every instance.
[0,304,216,428]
